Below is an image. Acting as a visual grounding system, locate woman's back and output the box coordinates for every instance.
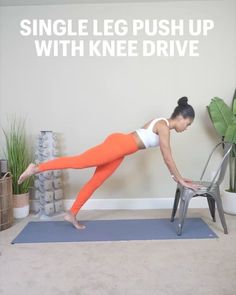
[135,118,170,149]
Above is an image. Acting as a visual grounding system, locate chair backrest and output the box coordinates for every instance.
[200,141,233,189]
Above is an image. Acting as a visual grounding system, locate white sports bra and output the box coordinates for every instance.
[135,118,169,148]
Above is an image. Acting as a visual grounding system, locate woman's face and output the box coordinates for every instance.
[174,115,193,132]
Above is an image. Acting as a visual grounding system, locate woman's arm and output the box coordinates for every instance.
[156,122,200,191]
[157,122,183,181]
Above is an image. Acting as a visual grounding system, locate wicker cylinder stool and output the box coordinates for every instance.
[0,172,13,231]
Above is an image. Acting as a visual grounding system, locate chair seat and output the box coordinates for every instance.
[182,180,218,194]
[193,180,211,191]
[193,180,219,193]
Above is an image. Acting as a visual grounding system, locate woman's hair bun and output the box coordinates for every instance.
[178,96,188,106]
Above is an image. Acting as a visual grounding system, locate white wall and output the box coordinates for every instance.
[0,0,235,202]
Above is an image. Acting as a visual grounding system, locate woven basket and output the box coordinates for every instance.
[0,172,13,231]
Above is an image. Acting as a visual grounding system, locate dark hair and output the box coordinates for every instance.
[171,96,195,119]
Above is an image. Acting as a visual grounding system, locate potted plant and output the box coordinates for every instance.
[2,117,33,218]
[207,88,236,214]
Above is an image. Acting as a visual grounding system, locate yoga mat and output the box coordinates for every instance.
[11,218,218,244]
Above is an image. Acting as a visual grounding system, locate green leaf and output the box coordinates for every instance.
[2,116,33,194]
[208,97,234,136]
[232,88,236,115]
[225,124,236,144]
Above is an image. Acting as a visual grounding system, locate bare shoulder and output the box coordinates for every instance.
[154,119,169,135]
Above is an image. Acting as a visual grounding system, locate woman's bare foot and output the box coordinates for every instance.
[18,163,39,184]
[64,211,86,230]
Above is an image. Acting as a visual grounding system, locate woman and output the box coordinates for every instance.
[18,96,202,230]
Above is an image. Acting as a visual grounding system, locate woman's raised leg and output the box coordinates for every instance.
[18,133,138,184]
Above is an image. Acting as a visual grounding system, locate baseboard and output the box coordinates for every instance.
[63,197,208,210]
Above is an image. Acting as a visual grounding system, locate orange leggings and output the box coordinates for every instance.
[38,133,139,216]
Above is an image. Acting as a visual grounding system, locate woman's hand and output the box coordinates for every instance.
[178,178,202,191]
[172,175,200,191]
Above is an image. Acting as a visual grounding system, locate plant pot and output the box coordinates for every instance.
[13,192,29,218]
[222,190,236,215]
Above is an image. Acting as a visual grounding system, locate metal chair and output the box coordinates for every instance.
[170,141,233,236]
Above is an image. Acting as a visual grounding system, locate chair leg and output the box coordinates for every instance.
[171,189,180,222]
[177,196,191,236]
[177,198,185,236]
[206,195,216,222]
[215,193,228,234]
